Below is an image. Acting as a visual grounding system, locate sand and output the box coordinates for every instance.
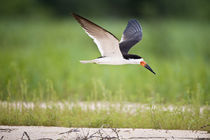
[0,125,209,140]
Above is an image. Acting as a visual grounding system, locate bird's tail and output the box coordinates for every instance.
[80,60,96,64]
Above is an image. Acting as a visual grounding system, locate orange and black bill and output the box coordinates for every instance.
[144,64,156,74]
[141,61,156,74]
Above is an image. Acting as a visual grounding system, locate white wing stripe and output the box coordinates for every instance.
[83,29,104,56]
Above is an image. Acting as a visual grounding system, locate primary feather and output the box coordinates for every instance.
[72,13,123,58]
[119,19,142,54]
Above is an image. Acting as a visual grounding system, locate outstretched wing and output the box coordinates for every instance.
[119,19,142,54]
[72,13,122,58]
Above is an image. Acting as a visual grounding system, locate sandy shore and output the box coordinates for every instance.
[0,125,209,139]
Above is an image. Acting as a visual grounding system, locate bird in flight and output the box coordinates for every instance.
[72,13,155,74]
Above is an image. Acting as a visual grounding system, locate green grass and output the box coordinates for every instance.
[0,102,209,131]
[0,18,209,129]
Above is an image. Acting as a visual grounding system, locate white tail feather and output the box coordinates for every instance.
[80,60,95,64]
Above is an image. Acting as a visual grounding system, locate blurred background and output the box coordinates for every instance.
[0,0,209,104]
[1,0,210,19]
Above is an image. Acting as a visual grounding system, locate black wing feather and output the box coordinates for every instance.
[119,19,142,54]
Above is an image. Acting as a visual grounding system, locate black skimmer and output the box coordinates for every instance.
[72,13,155,74]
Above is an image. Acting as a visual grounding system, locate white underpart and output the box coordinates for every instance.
[80,58,144,65]
[84,30,104,56]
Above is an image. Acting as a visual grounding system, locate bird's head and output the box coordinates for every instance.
[123,54,155,74]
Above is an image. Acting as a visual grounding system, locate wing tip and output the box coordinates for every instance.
[72,13,77,18]
[72,13,86,29]
[127,19,142,32]
[72,13,81,21]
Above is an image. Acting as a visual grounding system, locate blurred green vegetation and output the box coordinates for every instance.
[0,0,210,105]
[0,103,209,131]
[0,18,209,104]
[1,0,210,20]
[0,1,209,129]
